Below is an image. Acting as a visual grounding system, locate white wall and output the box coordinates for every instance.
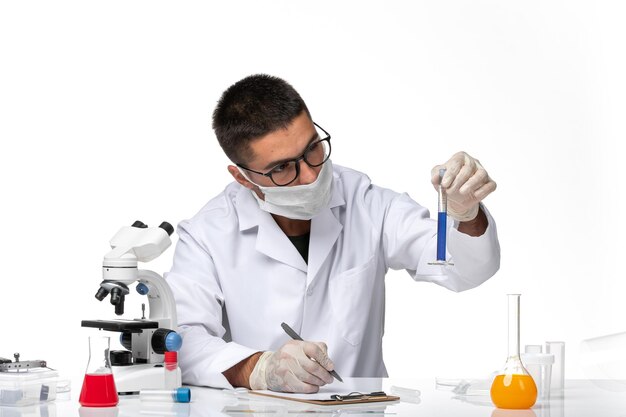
[1,0,624,385]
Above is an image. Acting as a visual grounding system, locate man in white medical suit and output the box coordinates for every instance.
[167,74,500,393]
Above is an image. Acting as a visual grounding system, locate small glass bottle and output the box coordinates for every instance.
[79,336,119,407]
[490,294,537,409]
[164,351,179,389]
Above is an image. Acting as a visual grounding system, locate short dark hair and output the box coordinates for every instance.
[212,74,310,164]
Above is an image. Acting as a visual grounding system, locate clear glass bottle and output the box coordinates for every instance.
[163,351,179,389]
[79,336,119,407]
[490,294,537,409]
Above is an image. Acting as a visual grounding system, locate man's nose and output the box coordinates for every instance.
[298,160,318,185]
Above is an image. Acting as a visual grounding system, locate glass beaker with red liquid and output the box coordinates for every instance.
[79,336,119,407]
[490,294,537,409]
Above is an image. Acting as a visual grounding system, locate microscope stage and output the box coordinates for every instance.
[81,319,159,333]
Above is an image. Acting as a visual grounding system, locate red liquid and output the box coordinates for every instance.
[79,373,119,407]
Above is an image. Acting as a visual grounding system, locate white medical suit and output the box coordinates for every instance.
[167,164,500,389]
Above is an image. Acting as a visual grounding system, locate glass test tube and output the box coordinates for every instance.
[546,341,565,391]
[436,168,447,262]
[429,168,453,265]
[140,388,191,403]
[164,351,179,390]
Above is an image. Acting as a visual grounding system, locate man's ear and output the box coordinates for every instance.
[228,165,256,190]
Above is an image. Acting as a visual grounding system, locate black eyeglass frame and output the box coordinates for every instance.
[236,122,332,186]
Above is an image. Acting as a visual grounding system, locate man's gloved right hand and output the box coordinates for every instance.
[249,340,336,393]
[430,151,496,222]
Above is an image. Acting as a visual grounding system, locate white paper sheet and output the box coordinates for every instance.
[250,377,384,400]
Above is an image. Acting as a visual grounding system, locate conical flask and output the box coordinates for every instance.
[490,294,537,409]
[79,336,119,407]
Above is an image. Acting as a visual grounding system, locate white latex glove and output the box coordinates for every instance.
[431,151,497,222]
[249,340,335,393]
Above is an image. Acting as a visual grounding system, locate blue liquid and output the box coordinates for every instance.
[436,211,447,261]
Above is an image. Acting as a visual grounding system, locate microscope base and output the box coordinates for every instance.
[112,364,182,394]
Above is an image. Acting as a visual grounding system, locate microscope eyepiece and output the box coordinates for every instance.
[132,220,148,228]
[159,222,174,236]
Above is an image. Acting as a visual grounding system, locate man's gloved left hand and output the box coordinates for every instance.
[431,151,497,222]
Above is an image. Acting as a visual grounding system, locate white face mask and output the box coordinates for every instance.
[239,160,334,220]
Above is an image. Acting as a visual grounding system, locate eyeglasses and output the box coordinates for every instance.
[237,122,332,186]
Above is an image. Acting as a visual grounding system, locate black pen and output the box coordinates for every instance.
[281,322,343,383]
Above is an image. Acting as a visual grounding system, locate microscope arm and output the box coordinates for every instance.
[137,269,178,331]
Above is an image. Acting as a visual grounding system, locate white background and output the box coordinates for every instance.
[1,0,625,386]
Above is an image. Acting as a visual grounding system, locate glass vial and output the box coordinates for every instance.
[164,351,179,389]
[79,336,119,407]
[490,294,537,409]
[546,341,565,391]
[140,388,191,403]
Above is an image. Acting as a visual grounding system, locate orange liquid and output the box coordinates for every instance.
[490,374,537,409]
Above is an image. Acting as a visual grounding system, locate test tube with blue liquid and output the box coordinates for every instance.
[429,168,453,266]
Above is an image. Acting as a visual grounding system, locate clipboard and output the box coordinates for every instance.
[249,390,400,405]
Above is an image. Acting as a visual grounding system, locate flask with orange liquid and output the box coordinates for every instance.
[490,294,537,409]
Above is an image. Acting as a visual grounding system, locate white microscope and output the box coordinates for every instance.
[82,220,182,395]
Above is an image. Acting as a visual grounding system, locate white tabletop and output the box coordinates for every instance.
[3,378,626,417]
